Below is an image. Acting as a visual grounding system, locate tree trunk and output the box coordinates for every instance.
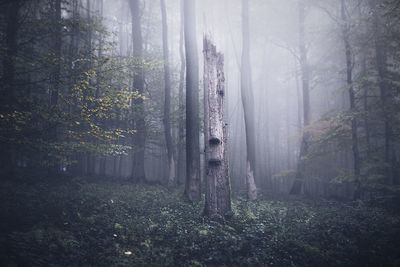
[241,0,257,200]
[48,0,62,173]
[129,0,146,183]
[369,0,396,184]
[286,84,291,170]
[261,51,271,189]
[290,0,311,195]
[86,0,92,53]
[294,55,302,130]
[2,1,19,102]
[361,56,370,157]
[183,0,201,202]
[341,0,361,199]
[160,0,176,187]
[1,1,20,177]
[100,157,106,176]
[357,4,371,160]
[177,0,186,185]
[203,37,232,218]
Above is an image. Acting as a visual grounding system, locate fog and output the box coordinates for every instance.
[1,0,399,200]
[96,0,364,197]
[1,0,400,265]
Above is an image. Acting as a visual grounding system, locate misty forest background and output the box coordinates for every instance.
[0,0,400,266]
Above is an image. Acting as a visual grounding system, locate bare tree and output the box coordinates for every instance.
[49,0,62,173]
[177,0,186,185]
[203,37,231,218]
[290,0,311,195]
[241,0,257,200]
[184,0,200,201]
[1,0,21,177]
[129,0,146,183]
[340,0,361,198]
[160,0,175,186]
[369,0,396,184]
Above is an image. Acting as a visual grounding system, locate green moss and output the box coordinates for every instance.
[0,177,399,266]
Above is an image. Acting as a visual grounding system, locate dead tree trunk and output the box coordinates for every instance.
[203,37,232,218]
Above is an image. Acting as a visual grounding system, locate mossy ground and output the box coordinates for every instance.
[0,176,399,266]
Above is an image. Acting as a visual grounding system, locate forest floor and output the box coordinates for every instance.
[0,176,399,267]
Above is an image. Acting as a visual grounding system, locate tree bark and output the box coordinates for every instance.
[2,1,19,102]
[261,51,271,189]
[1,0,20,177]
[86,0,92,53]
[369,0,396,184]
[294,55,302,130]
[160,0,176,187]
[48,0,62,173]
[290,0,311,195]
[241,0,257,200]
[357,4,371,160]
[177,0,186,185]
[129,0,146,183]
[361,51,371,157]
[341,0,361,199]
[203,37,232,218]
[286,84,291,170]
[183,0,201,202]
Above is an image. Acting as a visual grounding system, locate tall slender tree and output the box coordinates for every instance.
[1,0,21,177]
[48,0,62,173]
[85,0,95,176]
[160,0,175,186]
[129,0,146,183]
[241,0,257,200]
[290,0,311,195]
[177,0,186,185]
[340,0,361,198]
[2,1,19,103]
[183,0,200,202]
[369,0,396,184]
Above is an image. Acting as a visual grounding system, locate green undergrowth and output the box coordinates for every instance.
[0,177,399,266]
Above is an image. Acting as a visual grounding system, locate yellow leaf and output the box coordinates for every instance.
[199,230,208,235]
